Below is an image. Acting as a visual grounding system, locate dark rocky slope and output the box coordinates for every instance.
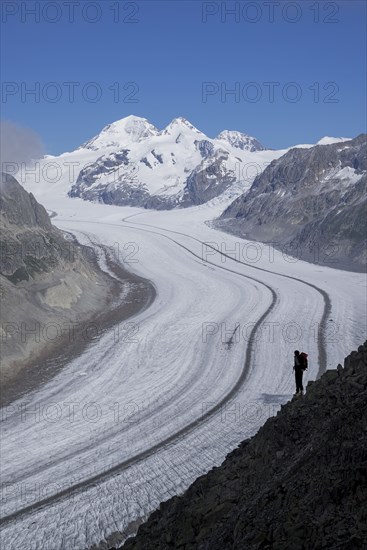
[0,173,115,397]
[180,149,237,207]
[216,134,367,271]
[1,172,71,283]
[113,342,367,550]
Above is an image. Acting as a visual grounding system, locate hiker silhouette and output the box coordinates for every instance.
[293,350,307,395]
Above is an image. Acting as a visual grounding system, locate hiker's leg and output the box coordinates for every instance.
[295,371,301,393]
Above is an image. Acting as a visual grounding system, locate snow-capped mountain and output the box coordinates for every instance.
[21,115,289,209]
[19,115,353,211]
[68,115,280,209]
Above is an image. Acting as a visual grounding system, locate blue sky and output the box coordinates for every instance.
[1,0,366,154]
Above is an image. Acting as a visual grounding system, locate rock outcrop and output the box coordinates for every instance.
[1,172,69,283]
[112,342,367,550]
[180,149,238,206]
[217,134,367,271]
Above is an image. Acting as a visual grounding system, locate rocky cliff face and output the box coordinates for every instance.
[1,172,67,283]
[216,134,367,271]
[0,173,114,395]
[113,342,367,550]
[180,149,238,207]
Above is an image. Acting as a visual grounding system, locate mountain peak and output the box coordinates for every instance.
[81,115,159,150]
[162,117,203,136]
[120,114,149,122]
[216,130,266,152]
[172,116,192,124]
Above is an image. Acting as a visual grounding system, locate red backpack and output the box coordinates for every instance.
[300,352,308,370]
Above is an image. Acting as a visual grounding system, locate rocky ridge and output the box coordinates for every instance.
[216,134,367,271]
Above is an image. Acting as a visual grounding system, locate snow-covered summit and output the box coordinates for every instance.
[79,116,267,154]
[161,117,204,137]
[316,136,352,146]
[216,130,266,152]
[81,115,160,150]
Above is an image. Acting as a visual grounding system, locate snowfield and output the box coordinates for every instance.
[0,193,365,550]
